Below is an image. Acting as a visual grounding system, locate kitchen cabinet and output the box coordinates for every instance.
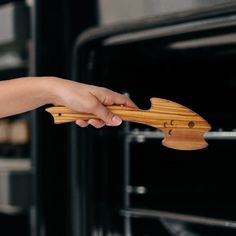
[0,1,30,236]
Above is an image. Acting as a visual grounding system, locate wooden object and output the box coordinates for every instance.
[45,98,211,151]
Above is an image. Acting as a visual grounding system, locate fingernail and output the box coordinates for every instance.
[112,115,122,125]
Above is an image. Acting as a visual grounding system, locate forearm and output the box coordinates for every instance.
[0,77,56,118]
[0,76,136,127]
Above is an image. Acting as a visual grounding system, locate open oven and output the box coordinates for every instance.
[68,2,236,235]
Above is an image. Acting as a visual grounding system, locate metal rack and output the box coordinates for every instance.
[125,129,236,143]
[121,208,236,229]
[122,121,236,235]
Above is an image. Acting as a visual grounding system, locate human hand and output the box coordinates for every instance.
[49,77,137,128]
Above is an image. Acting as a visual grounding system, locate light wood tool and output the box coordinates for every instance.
[45,98,211,151]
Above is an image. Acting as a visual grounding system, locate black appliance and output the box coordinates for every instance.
[69,2,236,236]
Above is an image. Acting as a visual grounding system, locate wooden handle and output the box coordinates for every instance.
[45,98,211,151]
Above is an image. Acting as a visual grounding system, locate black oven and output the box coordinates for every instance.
[68,2,236,235]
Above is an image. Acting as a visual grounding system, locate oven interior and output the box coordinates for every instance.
[76,21,236,235]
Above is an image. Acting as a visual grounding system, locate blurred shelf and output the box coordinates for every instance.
[0,2,29,46]
[0,158,31,214]
[0,158,31,171]
[0,50,28,82]
[0,204,23,214]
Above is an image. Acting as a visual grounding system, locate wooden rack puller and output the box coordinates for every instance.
[46,98,211,151]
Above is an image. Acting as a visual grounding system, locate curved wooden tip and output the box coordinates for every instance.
[150,98,211,150]
[162,130,208,151]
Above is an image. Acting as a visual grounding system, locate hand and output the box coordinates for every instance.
[49,77,137,128]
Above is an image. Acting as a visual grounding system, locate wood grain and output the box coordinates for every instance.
[45,98,211,151]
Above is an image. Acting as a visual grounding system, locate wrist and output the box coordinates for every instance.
[37,76,61,105]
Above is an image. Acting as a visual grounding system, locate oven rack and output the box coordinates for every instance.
[120,208,236,229]
[122,130,236,143]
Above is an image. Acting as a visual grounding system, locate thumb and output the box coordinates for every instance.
[93,103,122,126]
[109,113,122,126]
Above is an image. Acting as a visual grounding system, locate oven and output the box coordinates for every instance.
[68,2,236,236]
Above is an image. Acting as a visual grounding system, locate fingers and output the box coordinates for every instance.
[75,119,106,128]
[86,89,137,126]
[74,85,138,128]
[113,93,137,108]
[75,117,121,128]
[74,97,123,128]
[92,100,122,126]
[87,85,137,108]
[75,120,89,127]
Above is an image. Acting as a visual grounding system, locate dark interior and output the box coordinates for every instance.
[75,21,236,235]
